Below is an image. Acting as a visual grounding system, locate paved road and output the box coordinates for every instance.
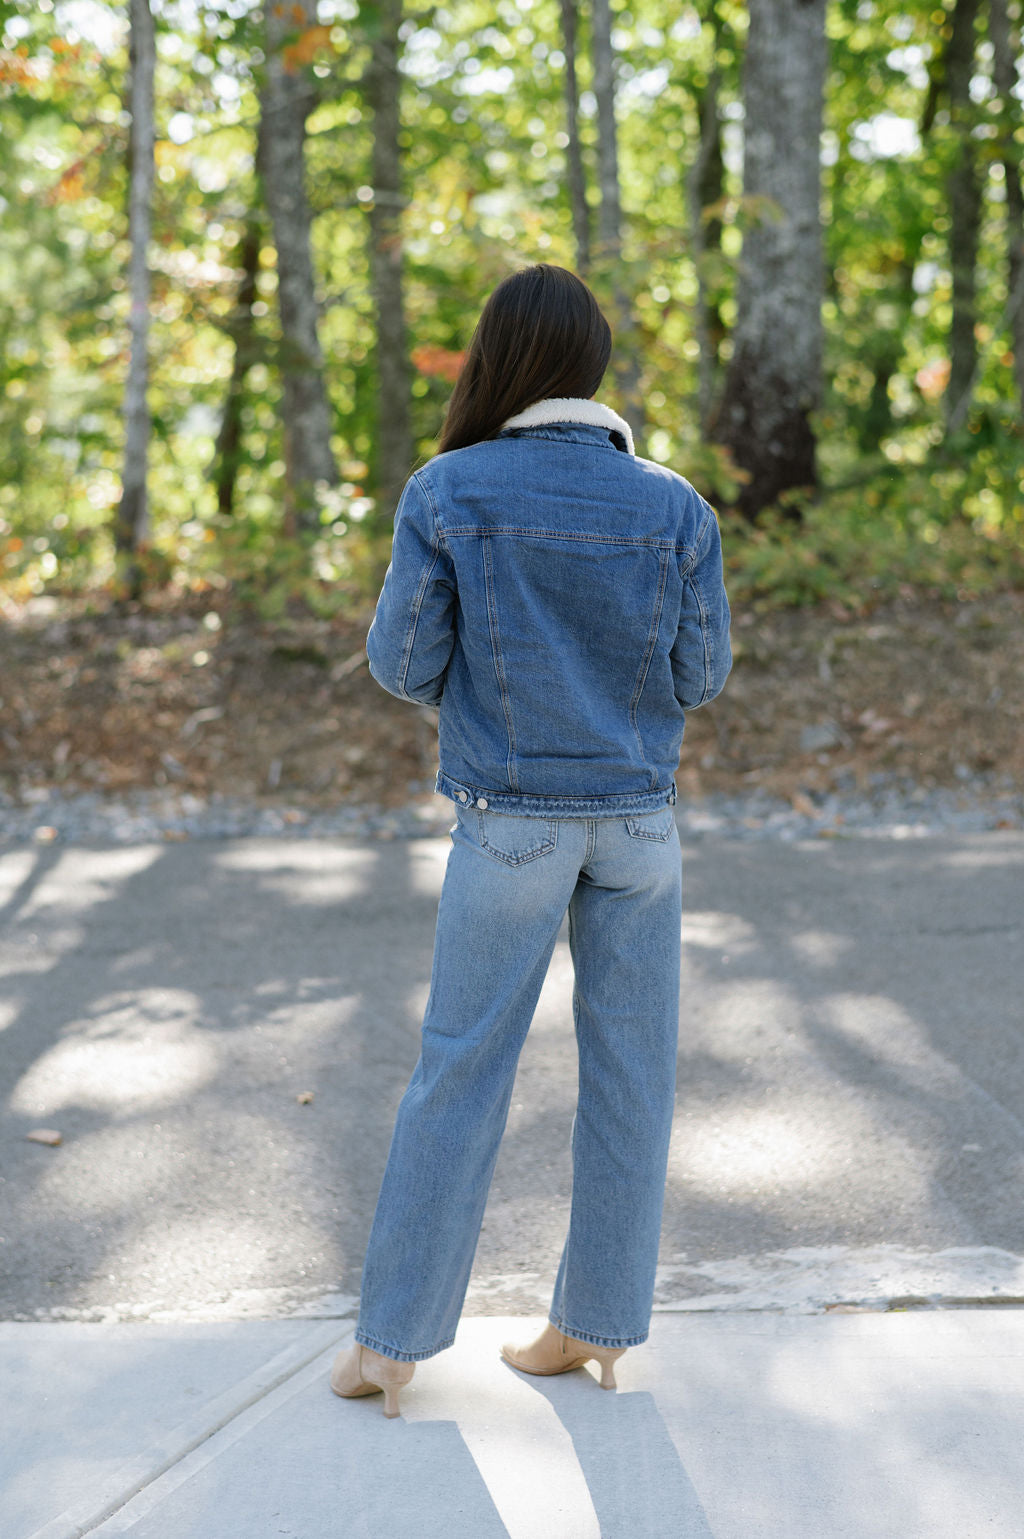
[1,825,1022,1322]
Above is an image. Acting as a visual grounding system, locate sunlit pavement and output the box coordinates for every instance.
[4,1311,1024,1538]
[2,828,1024,1534]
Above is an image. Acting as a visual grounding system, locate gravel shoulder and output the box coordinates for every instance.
[3,781,1022,847]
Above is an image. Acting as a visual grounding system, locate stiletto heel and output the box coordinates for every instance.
[330,1344,415,1418]
[592,1348,625,1389]
[501,1323,628,1389]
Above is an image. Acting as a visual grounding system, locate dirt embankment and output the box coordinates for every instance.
[1,592,1021,810]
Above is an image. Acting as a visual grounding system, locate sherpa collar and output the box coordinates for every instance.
[500,397,635,456]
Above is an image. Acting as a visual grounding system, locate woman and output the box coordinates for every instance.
[331,263,731,1417]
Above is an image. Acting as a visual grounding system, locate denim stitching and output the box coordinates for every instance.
[481,534,519,791]
[397,544,443,698]
[628,548,670,789]
[625,810,674,842]
[395,475,451,699]
[435,771,676,817]
[689,568,713,708]
[678,501,714,579]
[476,811,558,866]
[413,469,440,525]
[354,1329,456,1363]
[415,472,454,555]
[547,1317,650,1350]
[679,497,717,708]
[442,526,677,547]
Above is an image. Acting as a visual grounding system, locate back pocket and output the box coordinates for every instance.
[474,809,558,867]
[624,807,675,842]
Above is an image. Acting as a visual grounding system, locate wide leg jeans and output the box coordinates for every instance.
[354,800,682,1363]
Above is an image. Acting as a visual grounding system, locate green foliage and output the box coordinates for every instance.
[724,433,1024,612]
[0,0,1021,615]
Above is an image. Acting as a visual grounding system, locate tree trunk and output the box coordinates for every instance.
[990,0,1024,412]
[590,0,644,448]
[367,0,414,522]
[258,0,338,533]
[715,0,826,517]
[591,0,620,263]
[944,0,982,431]
[687,3,727,434]
[212,218,263,517]
[560,0,590,273]
[114,0,155,585]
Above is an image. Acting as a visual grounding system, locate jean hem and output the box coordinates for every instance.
[354,1329,455,1363]
[549,1314,650,1350]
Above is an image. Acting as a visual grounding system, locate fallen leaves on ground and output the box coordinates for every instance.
[1,590,1021,810]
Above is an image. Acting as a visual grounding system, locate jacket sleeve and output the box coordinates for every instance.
[365,474,456,707]
[670,497,732,710]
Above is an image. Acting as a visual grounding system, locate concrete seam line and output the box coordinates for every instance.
[24,1323,353,1539]
[87,1336,357,1537]
[654,1297,1024,1315]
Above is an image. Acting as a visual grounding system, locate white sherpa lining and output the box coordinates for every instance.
[500,397,635,456]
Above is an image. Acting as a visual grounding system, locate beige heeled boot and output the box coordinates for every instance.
[500,1322,626,1390]
[330,1343,416,1418]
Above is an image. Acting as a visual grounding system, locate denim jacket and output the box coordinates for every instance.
[365,398,732,817]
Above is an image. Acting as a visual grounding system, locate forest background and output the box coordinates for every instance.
[1,0,1023,813]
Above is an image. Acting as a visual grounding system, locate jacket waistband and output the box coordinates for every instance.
[435,770,677,818]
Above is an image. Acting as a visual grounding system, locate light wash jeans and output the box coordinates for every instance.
[354,800,682,1363]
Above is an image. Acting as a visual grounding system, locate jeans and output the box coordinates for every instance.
[354,800,683,1363]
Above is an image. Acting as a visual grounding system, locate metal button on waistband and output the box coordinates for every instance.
[476,797,488,809]
[457,790,468,803]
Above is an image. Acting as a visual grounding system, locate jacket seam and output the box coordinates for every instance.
[481,534,520,791]
[441,527,679,547]
[688,567,714,708]
[412,471,450,555]
[678,503,714,579]
[396,478,446,698]
[628,548,670,789]
[398,544,443,697]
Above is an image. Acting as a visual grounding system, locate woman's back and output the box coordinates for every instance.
[367,401,732,815]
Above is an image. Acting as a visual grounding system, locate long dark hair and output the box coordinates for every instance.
[437,264,612,455]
